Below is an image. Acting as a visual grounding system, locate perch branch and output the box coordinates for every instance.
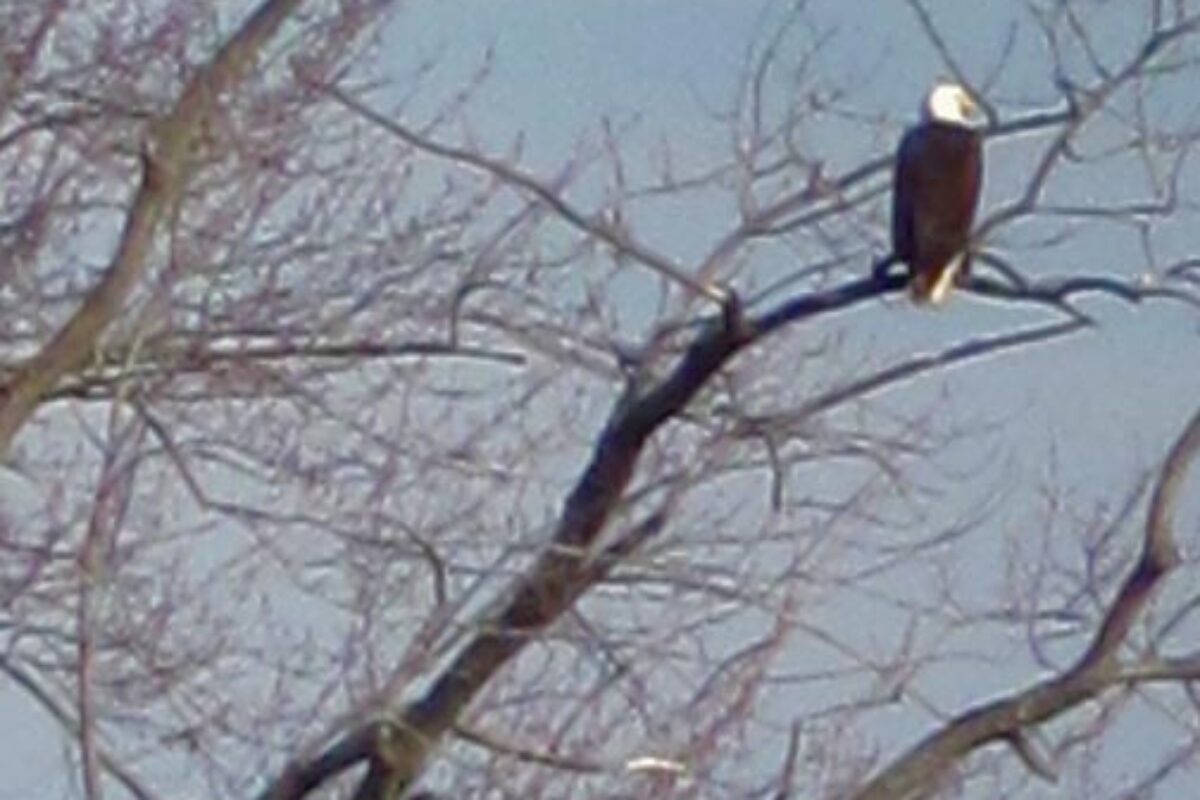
[258,263,1136,799]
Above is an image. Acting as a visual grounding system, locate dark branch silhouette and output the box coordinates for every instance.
[6,6,1200,799]
[259,259,1198,798]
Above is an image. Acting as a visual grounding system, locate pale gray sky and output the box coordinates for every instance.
[5,1,1199,797]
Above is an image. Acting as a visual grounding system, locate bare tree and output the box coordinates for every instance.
[2,2,1200,799]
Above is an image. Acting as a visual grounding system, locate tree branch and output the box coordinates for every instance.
[0,655,158,800]
[0,0,306,456]
[258,262,1141,799]
[851,403,1200,800]
[317,81,730,307]
[254,16,1200,795]
[20,337,525,403]
[964,272,1200,313]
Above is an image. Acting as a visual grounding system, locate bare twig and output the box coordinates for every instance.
[317,82,730,307]
[771,318,1088,426]
[450,723,606,775]
[772,721,804,800]
[258,258,1134,798]
[963,272,1200,313]
[851,404,1200,800]
[0,656,158,800]
[33,337,525,402]
[0,0,307,455]
[903,0,999,124]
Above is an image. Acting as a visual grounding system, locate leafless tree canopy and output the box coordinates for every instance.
[2,1,1200,798]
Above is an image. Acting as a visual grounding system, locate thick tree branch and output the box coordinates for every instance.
[851,404,1200,800]
[258,260,1167,799]
[0,0,305,456]
[254,16,1200,796]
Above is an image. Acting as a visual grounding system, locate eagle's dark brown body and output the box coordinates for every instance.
[892,121,983,303]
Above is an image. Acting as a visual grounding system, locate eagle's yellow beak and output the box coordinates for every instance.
[958,93,980,120]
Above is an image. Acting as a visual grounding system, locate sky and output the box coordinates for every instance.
[5,0,1200,797]
[373,1,1200,795]
[382,0,1200,491]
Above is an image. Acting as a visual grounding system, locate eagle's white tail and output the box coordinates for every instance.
[910,254,963,305]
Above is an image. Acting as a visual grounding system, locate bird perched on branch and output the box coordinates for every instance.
[883,81,985,304]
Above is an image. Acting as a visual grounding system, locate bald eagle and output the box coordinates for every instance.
[890,82,984,304]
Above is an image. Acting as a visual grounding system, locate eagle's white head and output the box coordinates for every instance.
[923,82,981,127]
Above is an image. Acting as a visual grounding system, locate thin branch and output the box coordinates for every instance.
[256,16,1200,799]
[450,723,606,775]
[1074,401,1196,670]
[851,404,1200,800]
[0,656,159,800]
[1116,653,1200,683]
[1008,731,1058,784]
[964,272,1200,312]
[0,0,307,455]
[784,318,1087,423]
[316,81,729,307]
[9,338,524,403]
[903,0,998,124]
[258,262,1112,799]
[772,721,803,800]
[77,581,101,800]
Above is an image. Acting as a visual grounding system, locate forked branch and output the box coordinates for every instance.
[258,263,1154,799]
[0,0,307,456]
[851,404,1200,800]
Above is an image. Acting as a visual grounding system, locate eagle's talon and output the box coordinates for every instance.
[872,255,900,282]
[718,287,748,340]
